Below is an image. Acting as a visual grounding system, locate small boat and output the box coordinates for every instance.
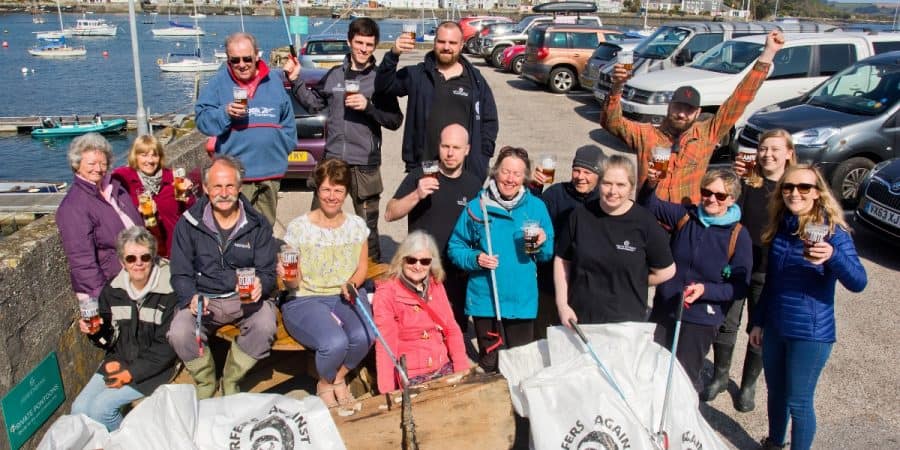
[349,11,366,19]
[28,36,86,57]
[158,29,219,72]
[152,21,204,37]
[0,181,67,194]
[67,16,117,36]
[31,118,126,137]
[34,0,69,39]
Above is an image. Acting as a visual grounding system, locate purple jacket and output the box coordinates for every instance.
[57,175,142,298]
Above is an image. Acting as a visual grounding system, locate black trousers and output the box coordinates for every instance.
[443,265,469,333]
[715,272,765,354]
[472,317,534,373]
[653,318,718,393]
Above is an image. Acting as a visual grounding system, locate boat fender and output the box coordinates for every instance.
[157,58,163,65]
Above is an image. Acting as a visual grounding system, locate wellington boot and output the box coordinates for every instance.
[735,348,764,412]
[184,350,217,400]
[701,343,734,402]
[759,437,787,449]
[221,343,258,396]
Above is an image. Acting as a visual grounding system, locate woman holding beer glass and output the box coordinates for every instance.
[112,135,195,258]
[703,129,796,412]
[71,227,178,431]
[447,146,553,372]
[278,159,372,412]
[749,164,866,450]
[639,168,753,393]
[555,155,675,327]
[57,133,143,303]
[372,231,469,393]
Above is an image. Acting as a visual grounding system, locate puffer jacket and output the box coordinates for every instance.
[752,214,867,342]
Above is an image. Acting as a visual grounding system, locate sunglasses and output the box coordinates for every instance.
[124,253,152,264]
[403,256,432,266]
[228,56,254,65]
[781,183,816,195]
[700,188,730,202]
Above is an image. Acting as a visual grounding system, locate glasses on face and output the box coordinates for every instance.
[700,188,730,202]
[228,55,254,65]
[781,183,816,195]
[125,253,152,264]
[403,256,432,266]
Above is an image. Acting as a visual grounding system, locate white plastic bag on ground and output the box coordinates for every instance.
[499,323,726,450]
[36,414,108,450]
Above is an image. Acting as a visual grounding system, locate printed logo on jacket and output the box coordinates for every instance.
[228,405,311,449]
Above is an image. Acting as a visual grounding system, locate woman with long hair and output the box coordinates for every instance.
[750,164,867,450]
[703,129,797,412]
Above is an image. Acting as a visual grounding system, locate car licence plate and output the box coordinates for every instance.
[866,200,900,226]
[288,151,309,162]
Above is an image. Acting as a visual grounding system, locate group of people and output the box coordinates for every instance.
[54,21,867,450]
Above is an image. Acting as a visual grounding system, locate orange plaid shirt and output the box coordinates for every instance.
[602,61,771,204]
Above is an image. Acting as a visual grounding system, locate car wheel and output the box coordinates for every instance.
[511,55,525,75]
[549,67,576,93]
[831,156,875,207]
[465,37,477,54]
[491,46,508,68]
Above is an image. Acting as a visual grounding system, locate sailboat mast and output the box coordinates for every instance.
[56,0,63,32]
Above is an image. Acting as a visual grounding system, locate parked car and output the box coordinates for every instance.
[460,16,512,54]
[470,21,517,55]
[856,157,900,241]
[737,51,900,205]
[501,44,526,74]
[205,68,327,180]
[480,15,555,67]
[579,40,641,90]
[299,34,349,69]
[521,24,623,93]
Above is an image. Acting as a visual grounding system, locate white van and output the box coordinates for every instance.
[615,33,900,144]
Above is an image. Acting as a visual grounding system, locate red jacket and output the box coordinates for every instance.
[111,167,195,258]
[373,277,469,393]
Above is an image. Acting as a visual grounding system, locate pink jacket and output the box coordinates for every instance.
[373,277,469,393]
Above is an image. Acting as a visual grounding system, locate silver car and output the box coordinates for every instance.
[299,34,349,69]
[580,40,641,90]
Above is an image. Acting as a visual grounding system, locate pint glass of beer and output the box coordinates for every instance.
[280,245,300,283]
[402,23,417,41]
[139,192,157,228]
[80,297,102,334]
[236,268,256,303]
[737,148,758,178]
[422,160,440,179]
[802,223,829,256]
[619,51,634,73]
[522,220,541,255]
[174,167,189,202]
[232,87,248,106]
[345,79,360,96]
[651,146,672,180]
[538,154,557,184]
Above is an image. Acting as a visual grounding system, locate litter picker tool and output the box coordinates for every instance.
[655,292,687,449]
[196,295,204,357]
[346,283,410,387]
[479,191,507,353]
[275,0,297,58]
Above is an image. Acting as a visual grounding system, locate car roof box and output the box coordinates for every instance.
[532,1,598,14]
[661,20,838,34]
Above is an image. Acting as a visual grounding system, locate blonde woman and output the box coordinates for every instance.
[750,165,867,450]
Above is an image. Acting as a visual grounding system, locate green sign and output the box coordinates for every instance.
[289,16,309,35]
[1,352,65,450]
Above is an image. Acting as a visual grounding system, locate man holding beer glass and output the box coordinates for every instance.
[376,21,499,181]
[601,30,785,204]
[386,124,483,331]
[282,18,403,262]
[167,156,278,399]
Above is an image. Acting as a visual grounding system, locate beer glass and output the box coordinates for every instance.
[402,23,417,41]
[80,297,101,334]
[522,220,541,255]
[651,146,672,180]
[173,167,189,202]
[803,223,829,256]
[422,160,439,179]
[737,148,758,178]
[538,154,557,184]
[232,87,248,107]
[345,79,360,96]
[620,51,634,73]
[139,192,157,228]
[280,245,300,283]
[236,268,256,303]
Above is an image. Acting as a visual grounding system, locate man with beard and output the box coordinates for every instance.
[385,124,482,330]
[602,30,784,204]
[168,156,278,399]
[376,20,498,181]
[195,32,296,226]
[282,18,403,262]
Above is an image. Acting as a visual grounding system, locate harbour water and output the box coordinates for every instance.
[0,12,421,182]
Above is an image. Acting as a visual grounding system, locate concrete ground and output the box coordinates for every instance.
[273,49,900,450]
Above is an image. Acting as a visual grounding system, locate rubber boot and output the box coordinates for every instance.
[183,350,217,400]
[735,347,764,412]
[759,437,787,449]
[221,343,258,396]
[701,343,734,402]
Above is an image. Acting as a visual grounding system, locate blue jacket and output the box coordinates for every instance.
[195,62,297,181]
[447,190,554,319]
[640,184,753,327]
[375,51,499,181]
[752,214,867,342]
[169,194,278,308]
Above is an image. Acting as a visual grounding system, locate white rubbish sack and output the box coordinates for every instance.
[38,384,346,450]
[499,323,726,450]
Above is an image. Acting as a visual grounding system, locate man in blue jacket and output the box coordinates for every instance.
[167,156,278,399]
[376,21,499,182]
[195,32,296,226]
[283,18,403,261]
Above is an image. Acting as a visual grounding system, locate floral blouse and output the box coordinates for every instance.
[283,213,369,297]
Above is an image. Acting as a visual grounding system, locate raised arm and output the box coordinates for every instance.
[374,51,409,98]
[637,180,689,228]
[367,89,404,131]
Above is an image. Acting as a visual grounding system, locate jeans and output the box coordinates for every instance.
[70,373,144,431]
[762,333,833,450]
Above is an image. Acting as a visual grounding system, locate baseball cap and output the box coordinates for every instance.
[572,147,604,175]
[671,86,701,108]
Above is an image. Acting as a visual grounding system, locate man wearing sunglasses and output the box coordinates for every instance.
[195,32,296,227]
[282,18,403,262]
